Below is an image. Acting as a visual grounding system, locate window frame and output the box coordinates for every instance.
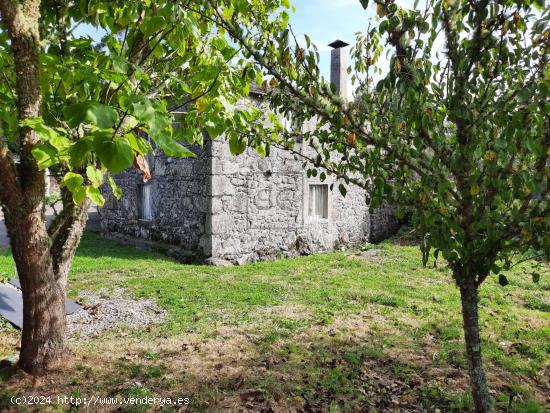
[137,182,153,221]
[307,183,329,221]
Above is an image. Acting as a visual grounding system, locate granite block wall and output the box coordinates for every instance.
[209,140,304,263]
[99,142,211,257]
[99,136,398,264]
[208,138,374,264]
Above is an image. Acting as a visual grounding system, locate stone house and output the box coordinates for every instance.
[99,41,399,265]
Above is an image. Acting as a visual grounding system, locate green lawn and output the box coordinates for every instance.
[0,233,548,412]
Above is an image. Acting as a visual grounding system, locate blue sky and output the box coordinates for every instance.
[289,0,376,80]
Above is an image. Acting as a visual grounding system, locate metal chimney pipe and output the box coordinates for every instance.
[329,39,350,100]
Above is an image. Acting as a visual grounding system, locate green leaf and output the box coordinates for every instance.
[279,10,289,28]
[147,112,171,138]
[63,172,84,192]
[19,117,59,141]
[71,186,86,204]
[122,96,171,140]
[255,143,266,157]
[64,102,119,129]
[120,95,155,124]
[108,175,123,199]
[339,184,347,197]
[498,274,509,287]
[360,0,369,9]
[229,135,247,155]
[532,273,540,283]
[140,16,165,37]
[86,186,105,207]
[173,127,200,145]
[222,6,234,20]
[50,135,71,152]
[204,120,225,139]
[93,132,134,173]
[68,138,94,168]
[151,133,196,158]
[111,56,130,74]
[86,165,104,187]
[125,133,153,155]
[31,144,57,169]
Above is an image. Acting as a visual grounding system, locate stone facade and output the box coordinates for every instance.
[208,139,375,264]
[99,132,399,264]
[99,40,399,264]
[100,143,212,259]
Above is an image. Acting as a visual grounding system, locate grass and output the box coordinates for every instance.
[0,232,548,412]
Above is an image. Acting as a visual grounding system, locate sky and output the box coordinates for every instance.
[289,0,377,80]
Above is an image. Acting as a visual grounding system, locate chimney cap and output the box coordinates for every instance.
[328,39,349,49]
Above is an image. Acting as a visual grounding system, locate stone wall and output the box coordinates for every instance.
[209,140,304,264]
[100,134,399,264]
[208,138,373,264]
[99,142,211,259]
[300,127,372,255]
[369,204,399,243]
[99,111,399,264]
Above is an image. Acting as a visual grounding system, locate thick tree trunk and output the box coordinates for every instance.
[49,196,92,288]
[3,194,90,374]
[4,208,68,374]
[4,198,90,374]
[458,278,492,413]
[18,264,68,374]
[0,0,81,375]
[0,0,91,376]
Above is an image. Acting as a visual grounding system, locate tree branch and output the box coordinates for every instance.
[48,188,91,279]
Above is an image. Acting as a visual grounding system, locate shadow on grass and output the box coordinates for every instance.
[1,321,547,413]
[1,233,548,412]
[75,232,178,263]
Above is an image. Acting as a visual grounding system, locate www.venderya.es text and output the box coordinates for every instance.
[11,395,190,407]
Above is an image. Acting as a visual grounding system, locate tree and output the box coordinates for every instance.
[0,0,285,375]
[194,0,549,411]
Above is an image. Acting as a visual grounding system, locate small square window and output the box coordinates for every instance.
[137,183,153,220]
[308,184,328,219]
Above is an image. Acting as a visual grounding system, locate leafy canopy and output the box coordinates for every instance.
[0,0,290,205]
[200,0,549,285]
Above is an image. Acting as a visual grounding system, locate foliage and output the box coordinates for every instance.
[201,0,549,284]
[45,193,62,205]
[0,0,288,205]
[0,0,289,374]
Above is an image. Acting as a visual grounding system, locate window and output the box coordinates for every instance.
[137,183,153,220]
[308,184,328,219]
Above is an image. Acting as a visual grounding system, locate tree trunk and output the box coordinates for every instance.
[0,0,89,375]
[0,0,67,374]
[4,197,90,375]
[4,208,68,374]
[459,277,492,413]
[49,196,92,288]
[18,263,68,374]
